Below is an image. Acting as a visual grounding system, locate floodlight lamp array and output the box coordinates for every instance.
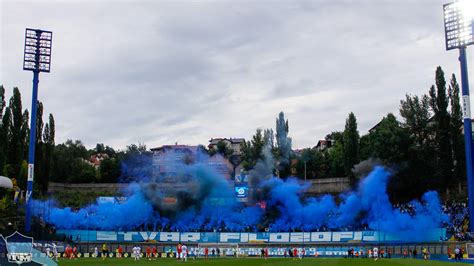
[23,28,53,72]
[444,0,474,50]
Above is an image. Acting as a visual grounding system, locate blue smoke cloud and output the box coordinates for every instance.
[32,155,448,241]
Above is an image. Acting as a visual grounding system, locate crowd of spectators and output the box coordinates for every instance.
[443,201,470,241]
[390,201,470,241]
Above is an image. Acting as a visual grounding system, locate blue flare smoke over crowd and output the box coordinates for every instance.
[31,152,447,242]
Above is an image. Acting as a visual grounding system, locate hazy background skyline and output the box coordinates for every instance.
[1,0,473,150]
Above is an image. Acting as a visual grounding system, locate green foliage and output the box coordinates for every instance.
[328,140,345,177]
[41,114,55,195]
[448,74,465,184]
[343,112,360,183]
[7,88,26,184]
[275,112,292,177]
[368,114,411,164]
[52,139,91,183]
[0,86,6,176]
[326,131,343,143]
[95,143,116,157]
[52,190,112,209]
[100,157,121,183]
[125,143,149,155]
[70,158,97,183]
[241,129,265,170]
[293,148,330,179]
[429,67,454,189]
[216,140,234,158]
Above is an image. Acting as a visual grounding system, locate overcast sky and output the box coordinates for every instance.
[1,0,473,150]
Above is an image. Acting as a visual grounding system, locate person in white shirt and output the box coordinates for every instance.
[133,246,141,261]
[373,247,379,261]
[181,244,188,262]
[192,247,198,260]
[93,246,98,258]
[45,246,50,259]
[52,243,58,261]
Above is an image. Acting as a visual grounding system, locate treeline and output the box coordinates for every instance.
[209,66,465,201]
[0,86,55,196]
[52,141,149,184]
[289,67,465,201]
[1,66,466,202]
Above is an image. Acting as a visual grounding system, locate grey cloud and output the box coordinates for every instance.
[1,0,471,150]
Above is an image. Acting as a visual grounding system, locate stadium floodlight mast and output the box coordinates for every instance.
[23,28,53,232]
[443,0,474,232]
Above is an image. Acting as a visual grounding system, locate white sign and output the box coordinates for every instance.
[27,164,34,181]
[463,95,471,119]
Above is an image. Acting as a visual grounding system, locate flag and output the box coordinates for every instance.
[13,190,19,204]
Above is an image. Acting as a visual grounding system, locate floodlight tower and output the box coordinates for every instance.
[23,28,53,232]
[443,1,474,232]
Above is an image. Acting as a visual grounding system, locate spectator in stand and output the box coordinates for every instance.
[117,246,123,258]
[101,243,108,260]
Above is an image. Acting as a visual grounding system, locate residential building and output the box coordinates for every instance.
[150,144,233,180]
[315,139,333,151]
[208,138,245,155]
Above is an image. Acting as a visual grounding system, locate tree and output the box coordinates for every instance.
[263,129,274,149]
[7,88,25,187]
[21,110,29,161]
[324,131,344,177]
[293,148,330,179]
[34,101,45,194]
[343,112,360,184]
[35,101,44,147]
[0,85,4,121]
[328,140,344,177]
[52,139,91,183]
[368,113,411,164]
[400,94,432,148]
[0,85,6,175]
[1,107,11,176]
[241,129,265,170]
[40,114,55,195]
[70,158,96,183]
[448,74,465,187]
[358,134,373,161]
[429,66,453,189]
[216,140,233,158]
[95,143,105,154]
[275,112,292,177]
[399,92,438,196]
[99,157,121,183]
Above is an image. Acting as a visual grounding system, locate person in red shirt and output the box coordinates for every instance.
[204,247,209,259]
[67,246,73,259]
[152,247,157,260]
[293,248,297,260]
[72,246,77,259]
[264,247,269,260]
[146,247,151,260]
[177,243,182,261]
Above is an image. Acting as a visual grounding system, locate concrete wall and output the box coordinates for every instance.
[48,177,349,195]
[48,182,128,194]
[305,177,350,195]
